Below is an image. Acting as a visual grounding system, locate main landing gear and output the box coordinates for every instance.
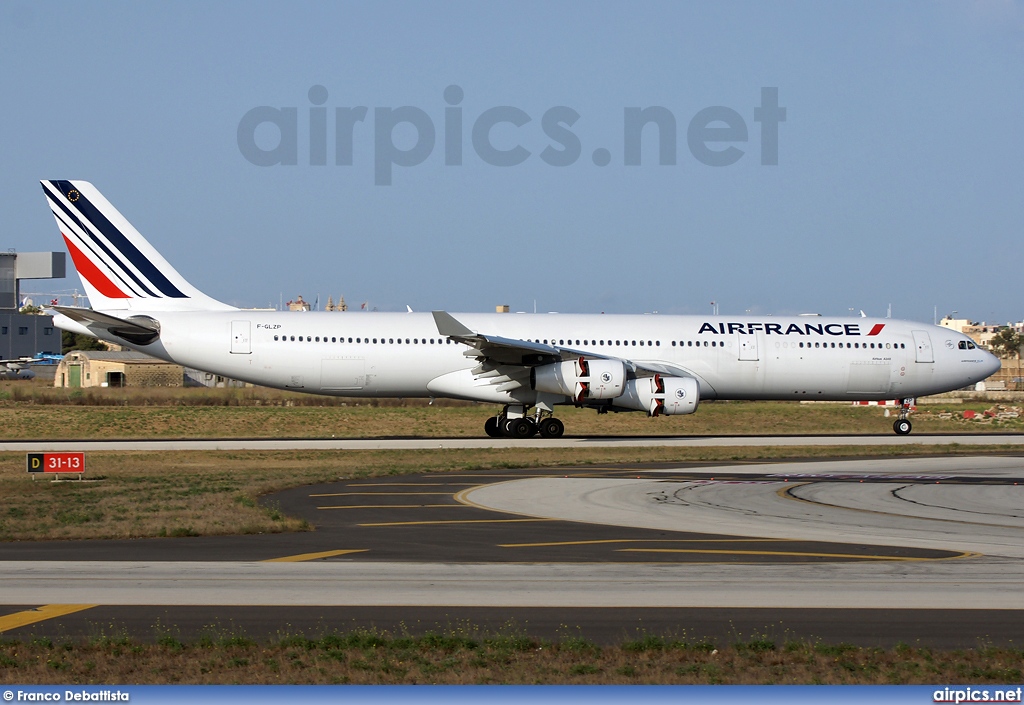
[484,405,565,438]
[892,398,913,435]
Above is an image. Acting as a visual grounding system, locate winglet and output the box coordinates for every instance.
[432,311,476,338]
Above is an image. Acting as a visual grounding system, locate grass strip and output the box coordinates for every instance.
[1,628,1021,685]
[2,384,1022,439]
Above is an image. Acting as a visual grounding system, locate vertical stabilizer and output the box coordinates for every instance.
[40,180,234,311]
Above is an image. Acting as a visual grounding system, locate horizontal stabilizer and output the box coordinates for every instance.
[53,306,160,345]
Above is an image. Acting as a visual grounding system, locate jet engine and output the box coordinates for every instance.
[615,374,699,416]
[531,358,626,401]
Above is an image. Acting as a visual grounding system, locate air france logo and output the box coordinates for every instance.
[697,322,886,337]
[675,388,686,399]
[600,372,613,383]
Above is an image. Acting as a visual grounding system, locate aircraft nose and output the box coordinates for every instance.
[983,350,1002,378]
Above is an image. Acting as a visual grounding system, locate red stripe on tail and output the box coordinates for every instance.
[61,234,129,298]
[867,324,885,336]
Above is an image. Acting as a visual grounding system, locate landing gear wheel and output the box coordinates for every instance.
[484,417,501,438]
[538,417,565,438]
[507,418,536,438]
[893,419,912,435]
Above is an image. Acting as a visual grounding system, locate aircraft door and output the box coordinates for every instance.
[911,330,933,363]
[230,320,251,354]
[737,333,758,361]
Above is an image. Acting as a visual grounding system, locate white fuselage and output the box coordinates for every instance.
[80,311,1000,406]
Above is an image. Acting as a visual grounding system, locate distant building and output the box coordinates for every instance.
[0,250,66,359]
[287,295,311,311]
[54,351,183,388]
[938,316,971,334]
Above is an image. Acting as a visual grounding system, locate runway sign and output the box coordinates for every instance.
[27,451,85,477]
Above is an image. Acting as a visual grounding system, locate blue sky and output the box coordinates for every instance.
[2,1,1022,323]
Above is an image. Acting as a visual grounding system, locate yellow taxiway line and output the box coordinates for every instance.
[617,548,979,561]
[262,549,368,562]
[0,604,97,633]
[500,538,795,548]
[358,518,552,527]
[317,504,461,510]
[308,492,454,497]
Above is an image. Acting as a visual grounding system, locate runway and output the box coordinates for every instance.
[1,433,1023,451]
[1,455,1023,645]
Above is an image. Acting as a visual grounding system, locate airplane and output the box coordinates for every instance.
[0,358,41,380]
[40,180,1001,437]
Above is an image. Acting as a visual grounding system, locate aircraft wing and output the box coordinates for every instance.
[432,310,677,377]
[52,306,161,345]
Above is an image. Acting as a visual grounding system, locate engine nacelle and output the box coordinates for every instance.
[531,358,626,401]
[616,375,700,416]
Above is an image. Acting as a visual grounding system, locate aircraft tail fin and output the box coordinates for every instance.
[40,180,234,311]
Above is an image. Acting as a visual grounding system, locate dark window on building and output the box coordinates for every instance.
[17,327,27,335]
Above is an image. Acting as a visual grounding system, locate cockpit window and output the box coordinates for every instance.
[958,340,977,350]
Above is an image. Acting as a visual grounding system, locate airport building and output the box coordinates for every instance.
[54,350,184,388]
[0,251,65,359]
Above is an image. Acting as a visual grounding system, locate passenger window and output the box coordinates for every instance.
[274,335,279,341]
[389,338,394,344]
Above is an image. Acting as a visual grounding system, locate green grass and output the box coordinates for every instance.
[1,629,1021,684]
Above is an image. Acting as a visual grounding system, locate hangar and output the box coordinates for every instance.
[54,350,183,388]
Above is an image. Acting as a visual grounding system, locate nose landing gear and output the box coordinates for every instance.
[892,398,914,435]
